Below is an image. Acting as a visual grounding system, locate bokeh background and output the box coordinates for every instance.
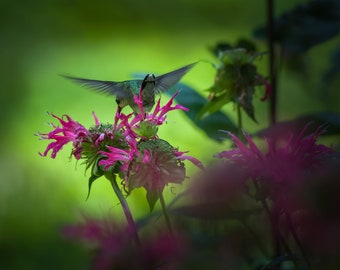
[1,0,339,268]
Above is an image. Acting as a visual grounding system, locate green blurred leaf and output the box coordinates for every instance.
[167,84,238,142]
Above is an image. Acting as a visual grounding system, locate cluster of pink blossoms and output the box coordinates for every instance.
[38,91,203,198]
[63,216,185,270]
[215,125,333,211]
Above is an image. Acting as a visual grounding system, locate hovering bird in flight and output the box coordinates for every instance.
[61,62,197,113]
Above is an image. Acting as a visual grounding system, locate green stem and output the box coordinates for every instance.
[236,103,243,138]
[106,172,140,245]
[158,190,173,235]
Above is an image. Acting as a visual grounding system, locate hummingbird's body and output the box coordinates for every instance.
[61,63,196,113]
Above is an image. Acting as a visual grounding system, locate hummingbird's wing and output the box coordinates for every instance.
[154,62,197,93]
[60,75,137,99]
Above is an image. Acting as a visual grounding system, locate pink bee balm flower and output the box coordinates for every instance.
[38,113,89,159]
[134,90,188,123]
[175,150,205,170]
[127,91,189,140]
[218,125,332,184]
[217,125,333,209]
[150,91,189,121]
[99,137,203,201]
[38,91,202,202]
[98,145,136,172]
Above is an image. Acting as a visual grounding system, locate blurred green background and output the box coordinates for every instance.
[1,0,339,268]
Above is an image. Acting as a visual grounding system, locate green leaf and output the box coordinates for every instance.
[85,156,107,200]
[146,190,159,212]
[197,92,231,119]
[167,83,238,142]
[86,174,101,201]
[236,86,257,123]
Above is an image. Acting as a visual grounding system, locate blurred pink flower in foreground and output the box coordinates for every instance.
[64,217,185,270]
[217,125,333,207]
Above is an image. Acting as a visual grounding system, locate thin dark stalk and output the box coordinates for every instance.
[252,180,299,268]
[285,211,312,269]
[252,180,280,255]
[106,172,140,245]
[236,103,243,138]
[266,0,277,126]
[158,190,174,235]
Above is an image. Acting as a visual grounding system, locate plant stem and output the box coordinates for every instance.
[252,180,299,268]
[266,0,277,126]
[106,172,140,245]
[285,210,312,269]
[158,190,174,235]
[238,218,269,257]
[236,103,243,138]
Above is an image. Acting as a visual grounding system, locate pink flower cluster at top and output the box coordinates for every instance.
[39,92,189,160]
[38,91,203,194]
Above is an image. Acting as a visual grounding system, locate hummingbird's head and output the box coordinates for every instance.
[141,74,156,89]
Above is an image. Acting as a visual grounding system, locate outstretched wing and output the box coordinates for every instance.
[60,75,139,99]
[154,62,197,93]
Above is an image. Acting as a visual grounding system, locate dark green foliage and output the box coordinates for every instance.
[167,84,238,142]
[199,49,267,123]
[254,0,340,54]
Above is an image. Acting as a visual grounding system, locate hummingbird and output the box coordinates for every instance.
[61,62,197,113]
